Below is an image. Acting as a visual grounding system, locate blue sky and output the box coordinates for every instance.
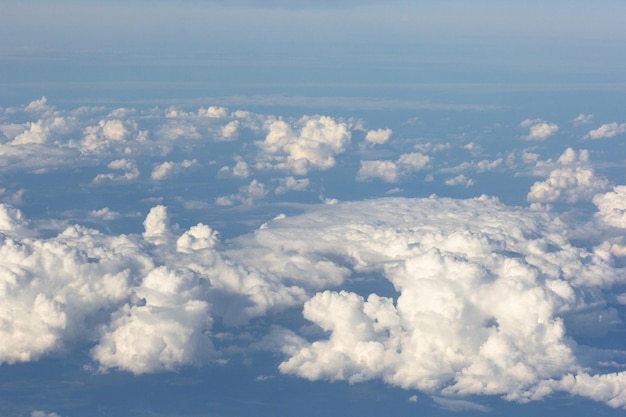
[1,2,626,417]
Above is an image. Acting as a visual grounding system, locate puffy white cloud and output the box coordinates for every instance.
[594,186,626,228]
[199,106,228,118]
[357,160,399,182]
[275,176,310,195]
[445,174,474,187]
[91,266,215,374]
[216,179,268,206]
[520,118,559,141]
[218,160,250,179]
[90,207,120,221]
[528,167,608,203]
[528,149,608,204]
[239,197,626,407]
[151,159,197,181]
[2,194,626,407]
[573,113,594,126]
[221,120,240,140]
[256,115,351,174]
[586,122,626,139]
[93,159,140,184]
[25,97,51,113]
[365,128,392,144]
[357,152,429,183]
[10,116,72,146]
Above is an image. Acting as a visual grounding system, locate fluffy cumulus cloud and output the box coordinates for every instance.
[527,148,608,204]
[586,122,626,139]
[365,128,392,144]
[520,118,559,141]
[573,113,594,126]
[357,152,429,182]
[2,193,626,407]
[247,197,626,407]
[445,174,474,188]
[594,186,626,228]
[256,115,351,174]
[151,159,197,181]
[0,202,348,372]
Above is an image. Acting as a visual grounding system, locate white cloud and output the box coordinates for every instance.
[431,396,492,412]
[10,117,72,146]
[520,118,559,141]
[357,160,399,182]
[593,186,626,228]
[445,174,474,187]
[221,120,240,140]
[218,160,250,179]
[573,113,594,126]
[357,152,429,183]
[93,159,140,184]
[586,122,626,139]
[217,180,268,206]
[527,149,608,204]
[199,106,228,118]
[90,207,120,221]
[151,159,197,181]
[275,176,310,195]
[2,195,626,407]
[91,266,215,374]
[256,115,351,174]
[25,97,51,113]
[229,197,623,406]
[365,128,392,144]
[31,411,61,417]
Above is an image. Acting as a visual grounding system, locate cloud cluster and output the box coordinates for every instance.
[2,188,626,408]
[365,128,392,145]
[594,186,626,228]
[256,115,351,174]
[527,148,608,204]
[240,197,626,407]
[586,122,626,139]
[357,152,429,182]
[520,118,559,141]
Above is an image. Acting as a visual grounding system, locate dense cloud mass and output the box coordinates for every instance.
[2,97,626,410]
[2,194,626,407]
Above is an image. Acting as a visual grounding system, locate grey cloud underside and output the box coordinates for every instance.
[1,195,626,407]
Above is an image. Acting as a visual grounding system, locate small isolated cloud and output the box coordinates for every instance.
[10,116,73,146]
[93,159,140,184]
[25,97,51,113]
[527,148,608,203]
[256,115,351,174]
[365,128,392,145]
[216,179,268,206]
[221,120,240,140]
[275,176,310,195]
[199,106,228,118]
[408,395,418,403]
[445,174,474,188]
[90,207,120,221]
[151,159,197,181]
[357,152,429,183]
[218,160,250,179]
[593,186,626,228]
[31,411,61,417]
[520,118,559,141]
[586,122,626,139]
[573,113,594,126]
[431,396,491,412]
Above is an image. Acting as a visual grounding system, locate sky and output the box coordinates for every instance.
[1,1,626,417]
